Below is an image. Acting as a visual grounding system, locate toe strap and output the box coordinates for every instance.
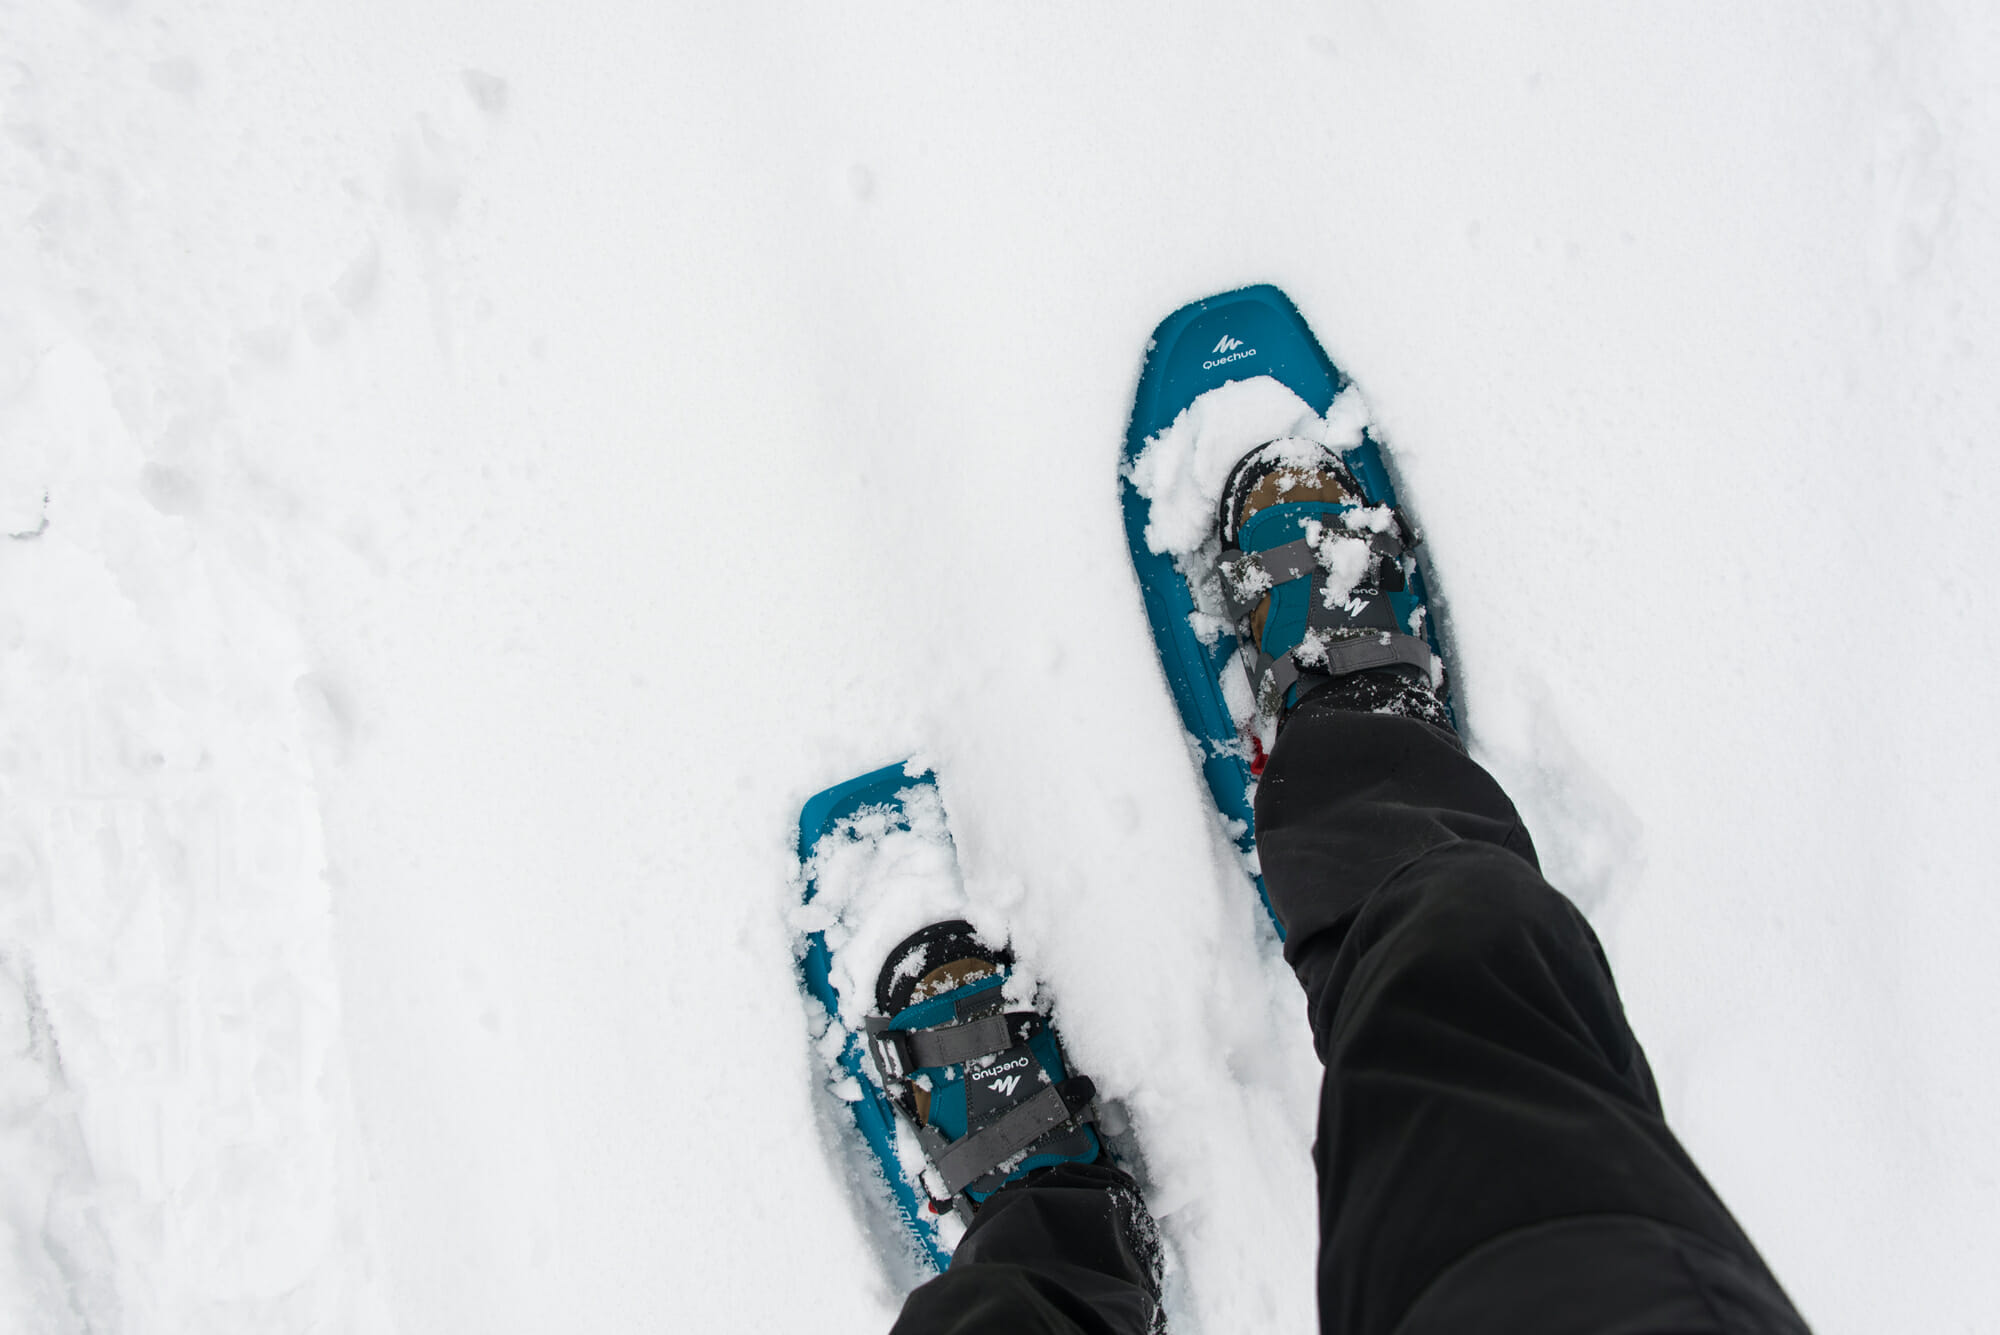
[864,1011,1042,1080]
[1217,515,1413,620]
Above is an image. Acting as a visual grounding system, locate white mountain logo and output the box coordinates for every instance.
[1202,334,1257,370]
[989,1074,1023,1098]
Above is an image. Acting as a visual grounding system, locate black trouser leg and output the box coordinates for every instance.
[1256,696,1811,1335]
[889,1163,1159,1335]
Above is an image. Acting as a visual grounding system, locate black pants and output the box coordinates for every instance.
[892,700,1811,1335]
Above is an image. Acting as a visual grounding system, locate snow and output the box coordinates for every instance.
[792,779,976,1032]
[1126,376,1363,554]
[5,4,1999,1334]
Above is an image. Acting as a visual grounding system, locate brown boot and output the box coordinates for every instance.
[1218,439,1368,646]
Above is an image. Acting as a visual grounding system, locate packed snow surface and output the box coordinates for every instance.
[792,779,975,1033]
[6,3,2000,1333]
[1126,375,1369,555]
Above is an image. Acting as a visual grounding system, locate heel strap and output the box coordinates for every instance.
[1256,632,1436,717]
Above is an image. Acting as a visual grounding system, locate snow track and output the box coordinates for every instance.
[0,339,388,1330]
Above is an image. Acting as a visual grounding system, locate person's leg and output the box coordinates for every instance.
[1256,685,1812,1335]
[889,1163,1160,1335]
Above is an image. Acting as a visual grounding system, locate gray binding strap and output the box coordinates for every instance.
[1218,539,1321,618]
[864,1012,1040,1079]
[1365,528,1409,592]
[1315,631,1434,678]
[1256,632,1435,710]
[1219,528,1409,618]
[918,1014,1038,1071]
[926,1076,1098,1195]
[1258,653,1309,707]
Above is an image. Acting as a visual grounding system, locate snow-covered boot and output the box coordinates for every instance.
[1217,439,1451,732]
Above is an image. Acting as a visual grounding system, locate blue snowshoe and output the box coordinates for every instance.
[1119,285,1454,935]
[795,764,1112,1271]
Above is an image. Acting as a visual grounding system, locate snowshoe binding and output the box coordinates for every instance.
[793,764,1120,1272]
[1217,439,1451,732]
[1119,285,1454,934]
[864,920,1103,1218]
